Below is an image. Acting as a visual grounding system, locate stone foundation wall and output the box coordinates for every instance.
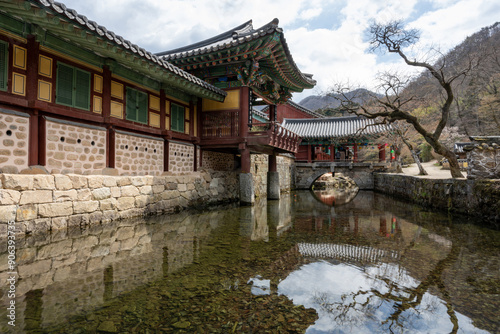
[168,141,195,173]
[251,154,295,197]
[115,131,164,176]
[0,171,238,235]
[202,150,234,171]
[45,119,107,174]
[374,173,500,225]
[466,143,500,179]
[0,110,30,173]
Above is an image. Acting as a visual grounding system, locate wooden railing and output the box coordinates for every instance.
[201,110,239,138]
[248,122,301,153]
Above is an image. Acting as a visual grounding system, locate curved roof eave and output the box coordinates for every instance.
[21,0,226,101]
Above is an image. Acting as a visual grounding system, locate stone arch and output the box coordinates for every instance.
[295,164,375,190]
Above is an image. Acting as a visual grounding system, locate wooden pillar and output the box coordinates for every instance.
[240,87,249,139]
[102,66,112,119]
[28,111,40,166]
[354,143,358,162]
[268,153,277,172]
[164,140,169,172]
[241,147,251,173]
[379,217,387,237]
[26,35,38,106]
[379,144,386,162]
[106,126,115,168]
[307,144,312,163]
[38,116,46,166]
[330,144,335,161]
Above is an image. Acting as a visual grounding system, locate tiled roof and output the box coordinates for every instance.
[16,0,226,99]
[281,116,391,140]
[157,19,316,90]
[454,142,470,154]
[262,100,325,119]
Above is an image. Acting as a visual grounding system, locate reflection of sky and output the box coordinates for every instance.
[278,261,488,334]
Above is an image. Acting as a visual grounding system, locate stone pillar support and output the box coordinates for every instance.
[239,148,254,205]
[267,153,280,200]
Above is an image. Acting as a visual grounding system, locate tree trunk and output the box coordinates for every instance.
[400,136,428,175]
[428,139,464,178]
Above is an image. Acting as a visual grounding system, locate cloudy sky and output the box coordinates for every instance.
[59,0,499,102]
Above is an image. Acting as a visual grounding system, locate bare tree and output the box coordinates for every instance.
[332,21,481,178]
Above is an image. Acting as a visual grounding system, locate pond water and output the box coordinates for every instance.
[1,190,499,333]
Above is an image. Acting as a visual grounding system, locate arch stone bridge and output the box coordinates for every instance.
[295,162,389,190]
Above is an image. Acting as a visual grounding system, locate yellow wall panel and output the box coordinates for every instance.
[12,73,26,96]
[110,101,123,118]
[38,55,52,77]
[37,80,52,102]
[194,106,198,137]
[149,112,160,128]
[165,100,170,116]
[94,74,103,93]
[185,121,189,135]
[202,89,239,111]
[13,45,27,70]
[93,96,102,113]
[111,81,124,99]
[150,95,160,111]
[165,116,170,130]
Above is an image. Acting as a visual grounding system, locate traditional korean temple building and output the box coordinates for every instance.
[158,18,317,203]
[282,116,392,163]
[0,1,317,204]
[0,0,228,177]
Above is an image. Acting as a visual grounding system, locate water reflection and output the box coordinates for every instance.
[0,191,498,333]
[311,187,359,206]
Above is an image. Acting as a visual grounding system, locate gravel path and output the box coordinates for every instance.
[390,160,467,179]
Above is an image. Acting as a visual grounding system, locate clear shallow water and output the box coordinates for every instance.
[0,190,498,333]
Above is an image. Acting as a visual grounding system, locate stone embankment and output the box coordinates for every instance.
[0,171,238,235]
[374,173,500,225]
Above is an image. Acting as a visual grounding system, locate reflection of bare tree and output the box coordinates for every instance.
[315,242,460,333]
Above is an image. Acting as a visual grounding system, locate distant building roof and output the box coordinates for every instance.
[282,116,391,140]
[262,100,325,119]
[454,142,470,154]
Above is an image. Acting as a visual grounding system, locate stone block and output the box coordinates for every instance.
[19,190,52,204]
[37,239,73,259]
[77,188,92,201]
[51,217,68,231]
[72,235,99,250]
[16,204,37,221]
[88,175,104,189]
[54,189,78,202]
[131,176,146,187]
[100,198,117,211]
[38,202,73,218]
[53,266,72,282]
[139,185,153,195]
[0,189,21,205]
[92,187,111,200]
[177,183,187,192]
[17,259,52,277]
[110,187,121,198]
[121,185,139,197]
[1,174,33,190]
[152,185,165,194]
[103,176,118,187]
[0,205,17,222]
[24,218,50,234]
[33,174,55,189]
[117,177,131,186]
[135,195,149,208]
[54,175,73,190]
[73,200,99,214]
[68,174,88,189]
[116,197,135,211]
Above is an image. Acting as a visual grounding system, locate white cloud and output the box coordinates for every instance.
[58,0,499,103]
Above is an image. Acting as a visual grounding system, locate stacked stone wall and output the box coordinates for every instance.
[168,141,195,173]
[201,150,234,171]
[115,132,164,175]
[0,213,215,332]
[45,119,107,174]
[0,110,30,173]
[0,170,238,235]
[277,155,295,192]
[466,143,500,179]
[374,173,500,225]
[251,155,268,197]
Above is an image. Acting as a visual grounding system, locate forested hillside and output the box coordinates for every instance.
[299,22,500,155]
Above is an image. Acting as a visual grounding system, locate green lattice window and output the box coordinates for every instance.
[126,87,148,124]
[56,62,90,110]
[0,41,8,91]
[171,103,185,133]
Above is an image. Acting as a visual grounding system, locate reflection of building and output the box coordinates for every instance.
[298,243,399,264]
